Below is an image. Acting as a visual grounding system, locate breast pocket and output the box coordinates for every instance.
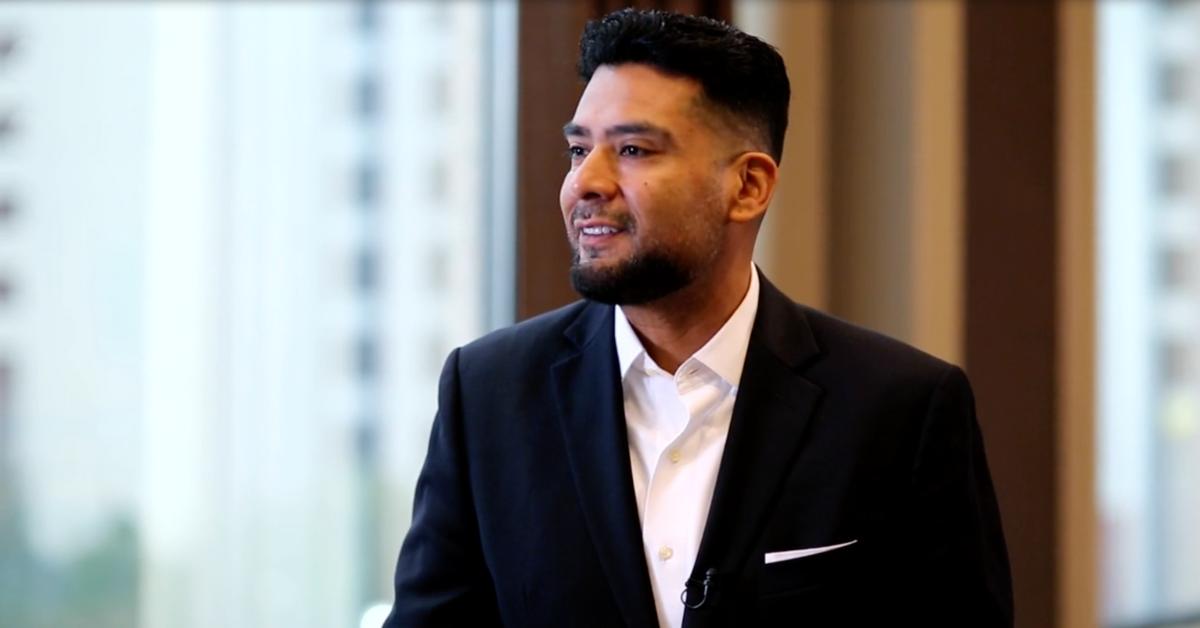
[758,539,861,598]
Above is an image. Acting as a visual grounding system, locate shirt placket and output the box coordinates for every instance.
[640,362,722,626]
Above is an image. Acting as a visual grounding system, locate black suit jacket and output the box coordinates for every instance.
[385,274,1012,627]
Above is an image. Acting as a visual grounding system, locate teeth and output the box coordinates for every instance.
[581,226,619,236]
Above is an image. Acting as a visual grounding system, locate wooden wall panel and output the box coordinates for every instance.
[965,3,1060,627]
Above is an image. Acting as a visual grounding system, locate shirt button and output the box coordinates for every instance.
[669,450,682,463]
[658,546,674,561]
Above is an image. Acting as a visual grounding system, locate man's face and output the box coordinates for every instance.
[560,63,732,305]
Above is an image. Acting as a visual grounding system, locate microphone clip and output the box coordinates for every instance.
[681,567,718,610]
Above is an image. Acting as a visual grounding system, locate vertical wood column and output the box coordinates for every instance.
[911,0,964,365]
[738,0,831,311]
[515,1,592,320]
[826,1,916,342]
[964,4,1059,627]
[1058,2,1098,626]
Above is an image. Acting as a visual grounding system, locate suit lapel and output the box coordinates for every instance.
[551,303,659,628]
[690,276,824,592]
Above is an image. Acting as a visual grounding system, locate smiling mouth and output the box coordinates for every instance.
[574,224,627,260]
[580,225,623,236]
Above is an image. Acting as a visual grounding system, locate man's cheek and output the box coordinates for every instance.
[558,176,576,220]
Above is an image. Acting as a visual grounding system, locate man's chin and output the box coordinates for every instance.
[572,256,623,276]
[569,255,692,305]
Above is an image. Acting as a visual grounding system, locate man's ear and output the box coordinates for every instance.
[727,151,778,223]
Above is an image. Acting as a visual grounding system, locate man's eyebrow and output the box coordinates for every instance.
[606,122,672,142]
[562,121,676,145]
[563,122,589,138]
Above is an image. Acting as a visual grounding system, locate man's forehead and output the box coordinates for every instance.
[573,66,700,115]
[566,65,704,139]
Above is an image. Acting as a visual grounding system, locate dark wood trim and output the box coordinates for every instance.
[964,3,1059,627]
[515,1,593,321]
[593,0,730,22]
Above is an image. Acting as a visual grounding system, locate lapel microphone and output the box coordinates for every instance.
[681,568,719,610]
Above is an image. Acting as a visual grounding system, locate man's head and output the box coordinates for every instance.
[561,9,789,305]
[578,9,790,164]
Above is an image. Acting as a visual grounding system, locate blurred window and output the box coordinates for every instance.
[1099,2,1200,626]
[0,2,514,627]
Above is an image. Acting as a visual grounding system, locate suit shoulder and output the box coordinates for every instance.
[455,299,596,374]
[799,305,960,382]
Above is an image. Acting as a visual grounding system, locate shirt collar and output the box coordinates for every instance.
[613,265,760,387]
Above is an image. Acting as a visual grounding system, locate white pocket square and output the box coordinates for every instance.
[764,539,858,564]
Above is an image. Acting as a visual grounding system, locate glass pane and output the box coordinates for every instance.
[0,2,514,627]
[1099,1,1200,625]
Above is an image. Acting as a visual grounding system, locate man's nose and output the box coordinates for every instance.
[571,149,619,201]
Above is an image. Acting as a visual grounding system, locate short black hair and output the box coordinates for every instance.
[577,8,790,163]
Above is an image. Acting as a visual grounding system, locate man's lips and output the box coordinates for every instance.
[579,225,622,236]
[574,219,627,244]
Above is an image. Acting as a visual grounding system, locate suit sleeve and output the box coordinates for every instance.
[906,365,1014,627]
[384,348,502,628]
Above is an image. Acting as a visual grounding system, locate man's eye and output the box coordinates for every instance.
[619,145,648,157]
[567,146,588,159]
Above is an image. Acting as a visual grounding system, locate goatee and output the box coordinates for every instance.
[569,251,693,305]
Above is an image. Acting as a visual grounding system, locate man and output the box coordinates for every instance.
[385,9,1011,628]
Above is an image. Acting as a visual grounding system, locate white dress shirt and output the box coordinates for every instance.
[614,267,760,628]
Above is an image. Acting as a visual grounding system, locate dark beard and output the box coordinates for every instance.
[569,250,693,305]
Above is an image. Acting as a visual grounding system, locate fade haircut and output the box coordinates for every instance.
[577,8,790,164]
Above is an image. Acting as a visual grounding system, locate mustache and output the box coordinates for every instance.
[569,204,635,229]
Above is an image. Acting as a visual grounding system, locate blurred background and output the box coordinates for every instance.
[0,1,1194,627]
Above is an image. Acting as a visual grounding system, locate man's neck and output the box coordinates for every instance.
[621,265,753,374]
